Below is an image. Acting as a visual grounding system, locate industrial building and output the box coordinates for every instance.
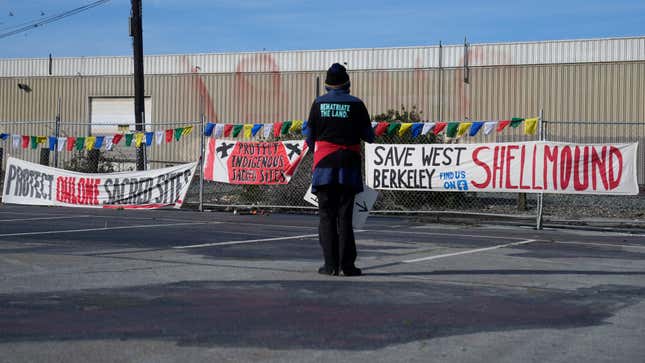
[1,36,643,183]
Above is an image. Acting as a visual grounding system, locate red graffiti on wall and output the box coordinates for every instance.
[235,54,285,122]
[180,45,510,124]
[180,56,218,122]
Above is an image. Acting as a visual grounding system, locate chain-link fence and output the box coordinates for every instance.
[1,118,643,227]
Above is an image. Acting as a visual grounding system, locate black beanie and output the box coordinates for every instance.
[325,63,349,87]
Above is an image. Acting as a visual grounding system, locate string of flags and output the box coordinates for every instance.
[0,117,539,151]
[371,117,539,138]
[0,126,194,151]
[203,120,306,139]
[203,117,539,139]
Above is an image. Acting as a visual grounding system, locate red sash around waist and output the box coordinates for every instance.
[313,140,361,169]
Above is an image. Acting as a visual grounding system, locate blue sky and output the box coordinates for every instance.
[0,0,644,58]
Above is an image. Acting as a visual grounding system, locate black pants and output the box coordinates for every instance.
[315,184,357,270]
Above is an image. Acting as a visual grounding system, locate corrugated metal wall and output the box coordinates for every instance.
[1,61,643,181]
[2,62,643,123]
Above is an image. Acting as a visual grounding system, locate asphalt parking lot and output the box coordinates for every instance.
[0,204,644,362]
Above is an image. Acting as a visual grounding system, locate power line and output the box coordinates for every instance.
[0,0,111,40]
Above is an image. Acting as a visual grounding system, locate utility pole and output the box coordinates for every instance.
[130,0,146,170]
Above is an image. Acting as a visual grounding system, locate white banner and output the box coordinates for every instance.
[203,139,308,184]
[365,141,639,195]
[2,157,198,209]
[304,185,378,229]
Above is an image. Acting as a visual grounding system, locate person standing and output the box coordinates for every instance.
[305,63,375,276]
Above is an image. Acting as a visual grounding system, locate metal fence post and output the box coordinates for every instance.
[199,96,205,212]
[536,108,544,230]
[438,40,443,121]
[0,147,4,203]
[54,97,61,168]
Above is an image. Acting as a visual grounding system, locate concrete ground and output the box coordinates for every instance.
[0,205,644,363]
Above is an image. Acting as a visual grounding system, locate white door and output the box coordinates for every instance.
[90,97,152,135]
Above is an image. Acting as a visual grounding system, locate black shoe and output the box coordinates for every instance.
[342,266,362,276]
[318,266,339,276]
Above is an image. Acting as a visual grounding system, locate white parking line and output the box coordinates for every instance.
[174,230,367,249]
[0,221,220,237]
[403,239,537,263]
[368,229,525,240]
[174,233,320,249]
[0,215,92,222]
[553,241,645,250]
[218,221,318,230]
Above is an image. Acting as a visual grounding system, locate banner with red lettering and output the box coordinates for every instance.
[2,157,198,208]
[203,139,308,184]
[365,141,639,195]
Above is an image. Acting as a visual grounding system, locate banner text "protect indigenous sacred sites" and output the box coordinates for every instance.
[203,139,308,185]
[365,141,639,195]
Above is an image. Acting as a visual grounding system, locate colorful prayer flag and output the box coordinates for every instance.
[232,125,243,137]
[135,133,145,147]
[85,136,96,150]
[446,122,459,138]
[66,137,76,151]
[469,122,484,137]
[302,120,309,136]
[155,131,164,145]
[162,129,171,143]
[57,137,67,151]
[497,120,511,132]
[204,122,215,136]
[75,137,85,151]
[12,135,21,149]
[145,132,154,146]
[214,124,225,137]
[421,122,435,135]
[289,120,303,133]
[224,124,234,137]
[125,134,134,147]
[263,123,273,138]
[251,124,263,137]
[174,128,183,141]
[386,123,400,136]
[273,122,283,138]
[48,136,57,151]
[510,117,524,128]
[411,123,424,138]
[457,122,472,137]
[524,117,538,135]
[243,124,253,139]
[483,121,497,135]
[113,134,124,145]
[281,121,293,135]
[104,135,114,151]
[181,126,194,136]
[95,136,104,149]
[398,123,412,137]
[374,122,389,136]
[433,122,447,135]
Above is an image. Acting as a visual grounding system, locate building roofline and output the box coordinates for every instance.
[1,35,643,61]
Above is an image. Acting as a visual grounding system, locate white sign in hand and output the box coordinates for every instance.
[304,185,378,229]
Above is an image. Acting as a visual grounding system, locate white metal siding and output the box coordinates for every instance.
[2,37,645,77]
